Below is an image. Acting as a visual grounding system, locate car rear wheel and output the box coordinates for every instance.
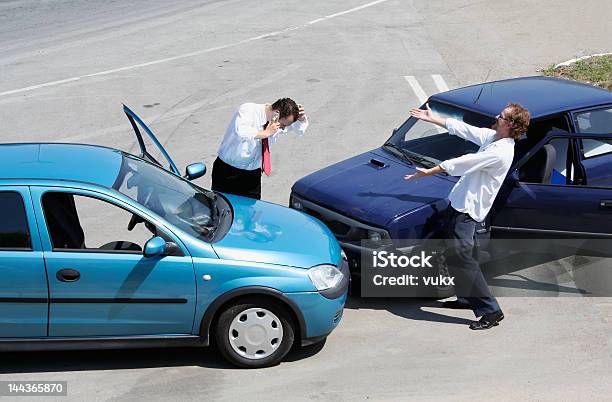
[215,298,295,368]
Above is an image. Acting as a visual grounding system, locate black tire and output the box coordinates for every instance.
[214,297,295,368]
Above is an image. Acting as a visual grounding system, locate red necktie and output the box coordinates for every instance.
[262,138,271,176]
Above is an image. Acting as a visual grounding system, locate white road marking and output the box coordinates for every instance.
[0,0,392,98]
[431,74,449,93]
[308,0,391,24]
[403,75,428,105]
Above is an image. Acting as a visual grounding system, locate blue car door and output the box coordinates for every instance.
[31,186,197,337]
[0,187,48,338]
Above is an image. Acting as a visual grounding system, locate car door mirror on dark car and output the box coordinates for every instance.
[510,169,520,186]
[184,163,206,181]
[143,236,167,257]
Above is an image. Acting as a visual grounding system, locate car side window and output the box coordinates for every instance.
[575,107,612,134]
[579,137,612,188]
[42,192,160,254]
[518,138,573,185]
[0,191,32,250]
[515,115,570,164]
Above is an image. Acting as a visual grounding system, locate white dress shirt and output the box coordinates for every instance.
[217,103,309,171]
[439,118,515,222]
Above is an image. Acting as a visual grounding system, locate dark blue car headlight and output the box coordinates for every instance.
[289,194,304,211]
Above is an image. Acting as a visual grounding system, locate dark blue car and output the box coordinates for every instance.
[290,77,612,292]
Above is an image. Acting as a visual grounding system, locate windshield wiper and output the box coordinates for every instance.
[384,143,438,167]
[383,143,413,165]
[206,209,229,239]
[210,192,219,223]
[402,151,438,168]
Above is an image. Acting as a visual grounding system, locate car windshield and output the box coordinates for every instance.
[113,154,218,241]
[385,101,495,166]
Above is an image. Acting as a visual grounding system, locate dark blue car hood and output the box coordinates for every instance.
[292,148,456,226]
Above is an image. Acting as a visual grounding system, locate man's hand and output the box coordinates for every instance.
[265,121,281,137]
[404,167,430,180]
[404,165,445,180]
[298,104,306,121]
[410,103,434,122]
[255,121,281,139]
[409,103,447,128]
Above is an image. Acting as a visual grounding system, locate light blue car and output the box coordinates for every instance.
[0,105,348,368]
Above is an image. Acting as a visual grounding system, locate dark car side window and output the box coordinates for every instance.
[518,138,573,185]
[519,136,612,189]
[0,191,32,250]
[575,107,612,134]
[514,115,570,164]
[579,137,612,188]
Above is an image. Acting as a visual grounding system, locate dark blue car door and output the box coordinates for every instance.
[491,106,612,238]
[0,187,48,338]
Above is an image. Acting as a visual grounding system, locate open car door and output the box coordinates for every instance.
[123,104,181,176]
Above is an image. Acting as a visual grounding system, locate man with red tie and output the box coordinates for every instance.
[212,98,308,200]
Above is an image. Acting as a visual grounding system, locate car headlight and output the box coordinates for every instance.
[289,194,303,210]
[307,264,344,291]
[368,230,382,242]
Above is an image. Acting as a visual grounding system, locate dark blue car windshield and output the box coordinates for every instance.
[387,101,495,165]
[113,154,216,240]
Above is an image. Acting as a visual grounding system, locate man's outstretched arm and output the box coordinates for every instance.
[404,165,445,180]
[410,103,492,146]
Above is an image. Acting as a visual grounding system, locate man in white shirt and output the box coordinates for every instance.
[212,98,308,199]
[405,102,530,330]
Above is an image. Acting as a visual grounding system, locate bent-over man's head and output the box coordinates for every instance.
[272,98,300,128]
[493,103,531,140]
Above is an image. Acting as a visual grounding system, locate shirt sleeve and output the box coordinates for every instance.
[234,104,260,139]
[269,116,309,145]
[439,149,503,177]
[446,118,494,147]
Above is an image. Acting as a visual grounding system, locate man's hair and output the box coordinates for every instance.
[506,103,530,139]
[272,98,300,121]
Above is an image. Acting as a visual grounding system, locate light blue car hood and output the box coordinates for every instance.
[211,194,342,269]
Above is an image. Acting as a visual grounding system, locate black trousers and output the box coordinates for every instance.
[211,157,262,200]
[444,207,501,317]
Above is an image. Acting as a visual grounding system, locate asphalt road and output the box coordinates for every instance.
[1,0,611,400]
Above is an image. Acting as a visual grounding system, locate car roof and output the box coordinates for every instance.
[0,143,123,188]
[430,76,612,119]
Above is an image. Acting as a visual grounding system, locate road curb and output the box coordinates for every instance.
[553,52,612,68]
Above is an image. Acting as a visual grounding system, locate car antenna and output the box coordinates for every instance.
[473,69,492,105]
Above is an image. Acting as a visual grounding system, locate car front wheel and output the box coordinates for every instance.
[215,298,295,368]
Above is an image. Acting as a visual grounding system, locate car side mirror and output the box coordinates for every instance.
[143,236,167,258]
[184,163,206,181]
[510,169,520,186]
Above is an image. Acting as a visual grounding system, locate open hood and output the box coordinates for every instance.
[123,104,181,176]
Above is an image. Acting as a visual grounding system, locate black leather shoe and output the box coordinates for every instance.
[469,310,504,330]
[442,300,471,309]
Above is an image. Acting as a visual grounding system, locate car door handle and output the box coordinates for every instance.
[600,200,612,209]
[56,268,81,282]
